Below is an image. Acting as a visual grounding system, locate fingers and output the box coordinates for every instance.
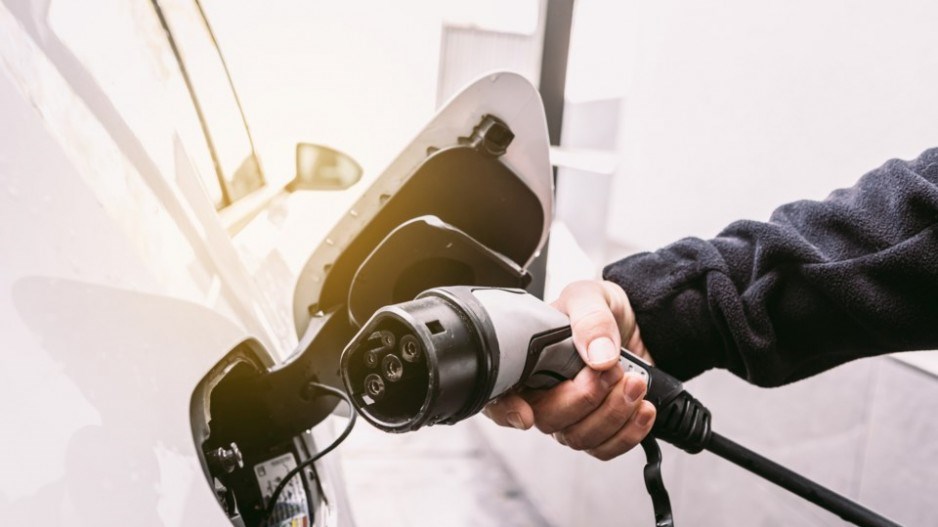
[522,365,624,434]
[555,372,647,451]
[482,369,657,462]
[482,278,652,463]
[482,393,535,430]
[482,364,626,434]
[586,400,656,461]
[552,280,635,369]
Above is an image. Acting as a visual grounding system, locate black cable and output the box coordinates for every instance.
[641,373,900,527]
[705,433,901,527]
[639,437,674,527]
[262,382,357,524]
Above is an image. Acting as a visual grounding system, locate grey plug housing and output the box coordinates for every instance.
[340,286,657,433]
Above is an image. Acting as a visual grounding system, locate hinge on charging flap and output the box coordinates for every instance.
[459,114,514,157]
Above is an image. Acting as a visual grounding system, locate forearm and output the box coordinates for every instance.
[604,148,938,387]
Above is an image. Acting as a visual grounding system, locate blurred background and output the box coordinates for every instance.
[3,0,937,525]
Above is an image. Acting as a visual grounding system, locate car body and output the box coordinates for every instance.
[0,1,552,525]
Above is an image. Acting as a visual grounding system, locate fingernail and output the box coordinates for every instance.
[624,374,646,403]
[587,337,617,366]
[507,412,525,430]
[636,410,653,428]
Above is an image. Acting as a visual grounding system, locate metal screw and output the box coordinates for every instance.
[206,443,243,474]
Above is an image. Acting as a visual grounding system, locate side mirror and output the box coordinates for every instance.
[289,143,363,191]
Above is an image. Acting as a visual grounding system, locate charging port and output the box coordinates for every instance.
[191,340,320,527]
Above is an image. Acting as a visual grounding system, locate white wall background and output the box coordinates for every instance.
[566,0,938,253]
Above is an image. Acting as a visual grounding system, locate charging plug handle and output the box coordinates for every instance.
[521,326,712,454]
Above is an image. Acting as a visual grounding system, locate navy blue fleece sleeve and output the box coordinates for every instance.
[603,148,938,387]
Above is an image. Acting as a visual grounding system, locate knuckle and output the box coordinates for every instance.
[519,387,547,407]
[571,308,616,337]
[554,280,592,310]
[619,423,648,448]
[608,398,638,424]
[529,398,564,433]
[596,428,643,460]
[561,430,587,451]
[638,403,657,429]
[575,380,603,408]
[533,415,558,435]
[562,280,593,296]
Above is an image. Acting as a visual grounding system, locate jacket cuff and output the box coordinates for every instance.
[602,246,725,381]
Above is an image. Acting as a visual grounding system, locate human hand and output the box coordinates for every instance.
[482,280,656,461]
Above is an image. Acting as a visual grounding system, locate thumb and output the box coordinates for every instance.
[584,336,619,369]
[552,281,624,370]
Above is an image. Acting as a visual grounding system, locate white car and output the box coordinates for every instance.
[0,1,553,525]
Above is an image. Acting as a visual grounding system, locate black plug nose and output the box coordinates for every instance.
[339,292,486,433]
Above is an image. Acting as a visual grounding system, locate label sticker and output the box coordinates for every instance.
[254,453,310,526]
[254,453,299,504]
